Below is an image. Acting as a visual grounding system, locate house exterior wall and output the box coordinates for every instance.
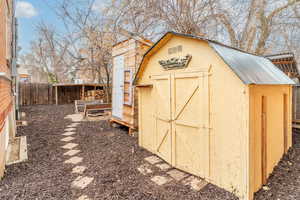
[0,0,16,178]
[137,35,250,199]
[249,84,293,197]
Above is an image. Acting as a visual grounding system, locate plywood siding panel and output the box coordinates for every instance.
[138,87,154,150]
[249,85,292,195]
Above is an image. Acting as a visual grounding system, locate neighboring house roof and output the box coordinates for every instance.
[264,53,299,79]
[134,31,295,85]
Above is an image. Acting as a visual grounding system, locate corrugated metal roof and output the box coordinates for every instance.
[209,42,295,85]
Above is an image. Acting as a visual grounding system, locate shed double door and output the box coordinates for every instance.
[152,71,210,178]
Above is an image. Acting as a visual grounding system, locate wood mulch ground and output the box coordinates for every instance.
[0,105,299,200]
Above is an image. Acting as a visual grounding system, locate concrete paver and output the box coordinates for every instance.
[156,163,171,171]
[182,176,208,191]
[167,169,189,181]
[62,132,76,136]
[72,176,94,189]
[64,156,83,165]
[62,143,78,149]
[150,175,171,186]
[61,136,75,142]
[137,164,152,175]
[72,166,87,174]
[144,156,163,164]
[64,149,81,156]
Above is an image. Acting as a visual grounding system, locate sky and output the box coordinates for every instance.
[16,0,64,54]
[16,0,106,54]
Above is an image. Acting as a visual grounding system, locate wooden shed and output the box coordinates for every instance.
[134,32,294,200]
[265,53,300,124]
[110,38,152,133]
[53,83,107,105]
[265,53,299,82]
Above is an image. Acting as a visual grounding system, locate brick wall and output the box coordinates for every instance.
[0,0,13,133]
[0,0,13,178]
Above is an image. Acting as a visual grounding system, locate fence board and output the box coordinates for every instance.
[19,83,55,106]
[18,83,109,106]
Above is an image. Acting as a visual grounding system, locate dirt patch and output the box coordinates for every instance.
[0,105,298,200]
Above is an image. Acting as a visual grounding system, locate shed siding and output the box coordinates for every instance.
[249,85,292,195]
[138,87,155,152]
[208,49,250,200]
[112,39,151,129]
[137,36,250,199]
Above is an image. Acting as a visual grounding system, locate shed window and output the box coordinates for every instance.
[124,69,133,105]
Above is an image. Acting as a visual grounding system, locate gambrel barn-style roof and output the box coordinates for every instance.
[134,32,295,85]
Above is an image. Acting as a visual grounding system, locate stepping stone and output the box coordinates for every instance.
[77,195,90,200]
[65,128,76,132]
[62,143,78,149]
[64,114,83,122]
[61,136,75,142]
[144,156,162,164]
[72,176,94,189]
[64,156,83,164]
[62,132,76,136]
[182,176,208,191]
[72,166,87,174]
[167,169,188,181]
[64,149,81,156]
[151,176,171,186]
[137,164,152,175]
[67,123,80,128]
[156,163,171,171]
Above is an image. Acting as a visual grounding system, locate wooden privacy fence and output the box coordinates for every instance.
[19,83,54,106]
[19,83,110,106]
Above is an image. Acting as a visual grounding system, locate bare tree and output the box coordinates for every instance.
[20,0,300,86]
[19,24,72,83]
[110,0,300,56]
[35,22,74,82]
[50,0,118,100]
[213,0,300,54]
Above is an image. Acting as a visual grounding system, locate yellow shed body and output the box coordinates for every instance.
[134,32,294,200]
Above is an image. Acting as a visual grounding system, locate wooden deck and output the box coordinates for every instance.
[110,117,136,135]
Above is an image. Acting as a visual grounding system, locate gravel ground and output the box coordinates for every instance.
[254,130,300,200]
[0,105,299,200]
